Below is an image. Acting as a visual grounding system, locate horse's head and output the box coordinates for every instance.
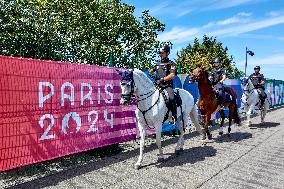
[116,69,135,105]
[190,66,206,83]
[241,77,250,91]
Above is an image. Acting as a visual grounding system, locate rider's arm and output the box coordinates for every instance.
[162,63,177,81]
[149,68,154,75]
[219,69,227,83]
[259,74,265,85]
[149,67,156,75]
[220,74,227,83]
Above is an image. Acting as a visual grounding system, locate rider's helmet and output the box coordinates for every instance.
[159,45,171,54]
[213,57,222,64]
[254,65,260,70]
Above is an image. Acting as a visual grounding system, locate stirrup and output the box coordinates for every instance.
[169,116,176,125]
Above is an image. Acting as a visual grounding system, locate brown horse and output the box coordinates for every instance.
[190,66,240,140]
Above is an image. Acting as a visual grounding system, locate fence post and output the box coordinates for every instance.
[109,52,114,67]
[178,63,181,74]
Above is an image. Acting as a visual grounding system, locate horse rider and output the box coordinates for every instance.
[248,66,266,107]
[149,45,178,124]
[208,57,227,109]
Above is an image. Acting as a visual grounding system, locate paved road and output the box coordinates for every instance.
[11,108,284,189]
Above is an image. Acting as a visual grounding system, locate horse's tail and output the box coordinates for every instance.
[233,101,240,124]
[224,86,237,99]
[189,105,204,134]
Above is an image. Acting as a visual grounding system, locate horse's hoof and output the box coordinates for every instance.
[134,164,141,170]
[175,148,184,155]
[201,134,206,141]
[227,133,231,138]
[157,157,165,163]
[219,131,223,135]
[175,150,180,156]
[207,134,213,140]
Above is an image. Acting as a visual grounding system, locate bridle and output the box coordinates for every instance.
[120,71,161,128]
[120,74,157,103]
[242,79,256,94]
[241,78,257,105]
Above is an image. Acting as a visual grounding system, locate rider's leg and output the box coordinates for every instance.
[259,87,265,106]
[165,87,177,123]
[218,87,225,109]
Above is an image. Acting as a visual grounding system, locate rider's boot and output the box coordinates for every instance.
[169,101,178,124]
[218,96,225,110]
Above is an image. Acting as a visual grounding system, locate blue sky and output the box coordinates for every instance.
[122,0,284,80]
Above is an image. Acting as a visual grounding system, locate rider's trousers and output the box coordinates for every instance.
[164,87,177,119]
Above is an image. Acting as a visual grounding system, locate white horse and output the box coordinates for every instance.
[240,77,270,126]
[116,69,204,169]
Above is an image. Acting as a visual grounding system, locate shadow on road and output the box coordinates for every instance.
[8,132,203,189]
[8,121,281,189]
[253,122,280,129]
[214,132,252,143]
[154,146,217,168]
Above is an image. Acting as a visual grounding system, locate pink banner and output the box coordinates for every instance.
[0,56,136,171]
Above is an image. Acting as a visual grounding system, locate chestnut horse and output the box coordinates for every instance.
[190,66,240,140]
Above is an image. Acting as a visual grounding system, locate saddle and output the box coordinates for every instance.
[160,89,182,124]
[213,85,235,103]
[160,89,182,107]
[223,87,235,102]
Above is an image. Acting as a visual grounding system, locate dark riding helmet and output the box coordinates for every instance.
[254,66,260,70]
[213,57,222,64]
[159,45,171,54]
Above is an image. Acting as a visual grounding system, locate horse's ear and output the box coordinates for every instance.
[201,65,207,70]
[196,64,202,68]
[116,69,123,76]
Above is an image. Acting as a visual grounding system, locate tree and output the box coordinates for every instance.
[176,35,244,78]
[0,0,166,69]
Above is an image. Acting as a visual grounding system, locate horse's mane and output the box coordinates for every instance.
[194,65,209,78]
[247,77,255,89]
[133,68,155,90]
[200,67,211,85]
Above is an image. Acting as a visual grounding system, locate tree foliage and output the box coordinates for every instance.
[176,35,244,78]
[0,0,165,68]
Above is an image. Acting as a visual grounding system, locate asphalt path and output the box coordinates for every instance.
[9,107,284,189]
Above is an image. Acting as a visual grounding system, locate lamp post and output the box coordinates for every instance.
[245,47,254,76]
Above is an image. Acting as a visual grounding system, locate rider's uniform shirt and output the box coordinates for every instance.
[210,67,226,86]
[248,73,265,88]
[153,58,177,88]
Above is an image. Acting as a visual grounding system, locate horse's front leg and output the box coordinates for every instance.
[135,121,145,170]
[247,104,254,126]
[155,124,164,161]
[260,109,264,123]
[205,114,213,140]
[261,100,268,124]
[199,113,207,141]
